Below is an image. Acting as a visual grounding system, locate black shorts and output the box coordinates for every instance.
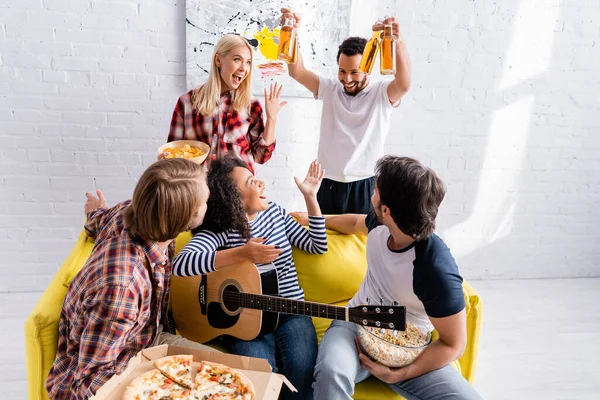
[316,177,375,215]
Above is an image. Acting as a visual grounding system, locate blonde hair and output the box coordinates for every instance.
[192,34,253,116]
[124,158,207,242]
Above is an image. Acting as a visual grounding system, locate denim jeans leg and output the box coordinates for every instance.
[273,315,318,400]
[313,321,371,400]
[388,364,483,400]
[226,333,278,373]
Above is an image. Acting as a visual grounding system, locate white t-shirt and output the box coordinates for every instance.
[348,214,466,332]
[316,77,398,183]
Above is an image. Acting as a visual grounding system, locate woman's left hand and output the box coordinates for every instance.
[294,160,324,198]
[264,83,287,122]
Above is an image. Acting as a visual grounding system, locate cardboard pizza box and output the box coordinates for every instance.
[90,344,296,400]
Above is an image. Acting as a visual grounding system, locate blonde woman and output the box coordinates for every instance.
[168,34,286,174]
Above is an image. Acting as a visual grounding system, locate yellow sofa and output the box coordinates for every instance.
[25,228,482,400]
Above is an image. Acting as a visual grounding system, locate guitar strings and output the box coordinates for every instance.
[190,286,400,308]
[183,286,400,312]
[185,291,402,321]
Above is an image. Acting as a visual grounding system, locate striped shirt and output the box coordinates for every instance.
[173,202,327,300]
[168,90,276,175]
[46,201,173,400]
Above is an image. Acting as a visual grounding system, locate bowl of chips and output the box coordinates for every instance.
[357,323,433,368]
[158,140,210,164]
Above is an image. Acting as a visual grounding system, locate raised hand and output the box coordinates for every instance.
[280,7,301,29]
[240,238,281,264]
[372,16,402,41]
[84,189,107,214]
[294,160,324,198]
[264,82,287,122]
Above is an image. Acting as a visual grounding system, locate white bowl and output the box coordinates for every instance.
[158,140,210,164]
[357,324,432,367]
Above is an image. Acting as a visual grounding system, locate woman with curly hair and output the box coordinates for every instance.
[173,155,328,400]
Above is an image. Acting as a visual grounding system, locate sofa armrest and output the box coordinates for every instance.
[25,288,65,400]
[459,280,483,384]
[24,229,95,400]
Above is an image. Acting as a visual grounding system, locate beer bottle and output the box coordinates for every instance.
[277,17,297,63]
[358,30,381,74]
[380,23,395,75]
[288,34,298,64]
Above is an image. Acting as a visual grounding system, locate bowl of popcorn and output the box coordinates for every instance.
[158,140,210,164]
[357,323,433,368]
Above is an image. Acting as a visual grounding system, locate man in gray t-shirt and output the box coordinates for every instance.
[293,156,481,399]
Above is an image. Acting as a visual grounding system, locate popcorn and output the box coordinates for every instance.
[357,323,432,367]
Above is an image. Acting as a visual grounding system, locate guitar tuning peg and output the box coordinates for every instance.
[366,297,370,305]
[392,300,399,306]
[380,298,383,306]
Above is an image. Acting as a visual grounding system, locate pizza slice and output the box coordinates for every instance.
[193,361,255,400]
[122,368,192,400]
[167,391,199,400]
[155,355,194,390]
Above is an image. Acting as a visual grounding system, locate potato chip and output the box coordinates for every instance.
[162,145,206,159]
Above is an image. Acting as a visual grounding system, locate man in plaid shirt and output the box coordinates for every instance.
[46,159,212,399]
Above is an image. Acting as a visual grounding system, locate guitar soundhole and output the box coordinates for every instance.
[221,284,241,314]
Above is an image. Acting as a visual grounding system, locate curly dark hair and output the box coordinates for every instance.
[336,36,367,62]
[192,155,252,239]
[375,156,446,241]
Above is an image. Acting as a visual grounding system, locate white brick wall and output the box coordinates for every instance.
[1,0,599,292]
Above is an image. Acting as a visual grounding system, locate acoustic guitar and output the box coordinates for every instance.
[171,261,406,343]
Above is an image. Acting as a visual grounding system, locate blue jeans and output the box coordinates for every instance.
[313,321,482,400]
[226,315,317,400]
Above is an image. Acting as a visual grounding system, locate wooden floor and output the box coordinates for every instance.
[2,278,600,399]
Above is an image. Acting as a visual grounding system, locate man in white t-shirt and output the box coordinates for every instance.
[281,8,411,214]
[292,156,482,399]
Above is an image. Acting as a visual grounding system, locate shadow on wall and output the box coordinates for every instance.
[420,0,600,279]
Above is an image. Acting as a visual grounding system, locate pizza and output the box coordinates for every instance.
[194,361,255,400]
[154,355,194,389]
[121,369,194,400]
[121,356,255,400]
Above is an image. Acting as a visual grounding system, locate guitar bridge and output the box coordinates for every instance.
[199,274,207,315]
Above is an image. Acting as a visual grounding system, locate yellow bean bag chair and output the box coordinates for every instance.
[25,229,482,400]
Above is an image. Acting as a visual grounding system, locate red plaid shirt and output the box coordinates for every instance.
[46,201,173,400]
[168,90,276,174]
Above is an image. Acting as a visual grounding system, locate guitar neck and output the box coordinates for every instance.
[239,292,348,321]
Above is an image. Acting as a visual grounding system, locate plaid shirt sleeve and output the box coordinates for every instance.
[84,201,129,241]
[71,284,140,399]
[168,96,186,142]
[247,100,276,164]
[84,207,109,239]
